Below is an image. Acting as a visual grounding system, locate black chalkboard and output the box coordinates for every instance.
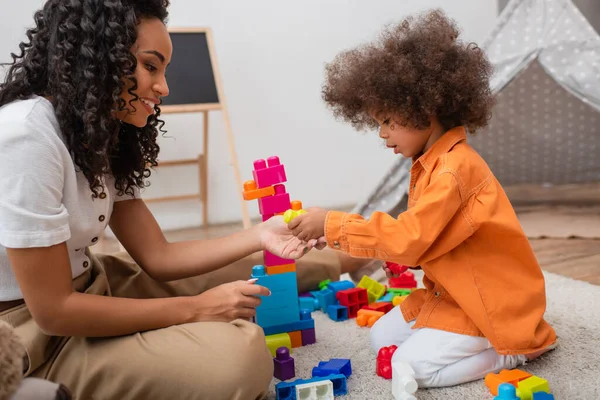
[161,31,220,106]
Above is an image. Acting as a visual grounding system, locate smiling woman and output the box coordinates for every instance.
[0,0,349,399]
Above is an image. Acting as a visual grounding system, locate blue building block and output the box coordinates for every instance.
[327,280,355,293]
[326,304,348,321]
[275,373,347,400]
[495,383,519,400]
[313,288,337,312]
[377,292,395,303]
[252,266,300,328]
[533,392,554,400]
[298,296,318,312]
[263,309,314,336]
[312,358,352,378]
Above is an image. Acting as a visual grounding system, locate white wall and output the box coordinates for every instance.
[0,0,498,230]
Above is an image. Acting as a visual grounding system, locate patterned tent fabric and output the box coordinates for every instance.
[353,0,600,218]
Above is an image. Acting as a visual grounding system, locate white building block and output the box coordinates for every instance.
[392,360,418,400]
[295,380,334,400]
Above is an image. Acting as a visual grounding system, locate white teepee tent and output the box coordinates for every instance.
[353,0,600,218]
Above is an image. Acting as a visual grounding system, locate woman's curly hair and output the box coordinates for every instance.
[322,9,495,134]
[0,0,170,197]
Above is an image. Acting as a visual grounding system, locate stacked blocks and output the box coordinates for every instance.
[243,156,316,373]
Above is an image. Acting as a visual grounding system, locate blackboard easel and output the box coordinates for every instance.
[145,27,251,229]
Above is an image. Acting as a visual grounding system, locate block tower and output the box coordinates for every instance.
[243,156,316,356]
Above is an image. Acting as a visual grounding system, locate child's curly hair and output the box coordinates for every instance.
[321,9,495,133]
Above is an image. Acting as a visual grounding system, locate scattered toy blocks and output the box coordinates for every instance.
[314,288,337,312]
[312,359,352,379]
[318,279,332,291]
[392,360,418,400]
[516,376,551,400]
[243,180,276,200]
[253,156,287,188]
[336,287,368,318]
[532,392,554,399]
[266,333,292,357]
[274,347,296,381]
[327,304,349,321]
[389,271,417,289]
[327,280,355,293]
[357,275,386,303]
[275,374,347,400]
[485,369,533,396]
[258,184,291,215]
[393,295,409,306]
[356,309,384,327]
[295,380,333,400]
[495,383,519,400]
[385,262,409,275]
[376,345,398,379]
[364,301,393,314]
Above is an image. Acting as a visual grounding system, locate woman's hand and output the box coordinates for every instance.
[258,215,314,259]
[287,207,328,242]
[191,280,271,322]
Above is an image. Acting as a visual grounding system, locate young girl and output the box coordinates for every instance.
[0,1,347,399]
[289,9,557,388]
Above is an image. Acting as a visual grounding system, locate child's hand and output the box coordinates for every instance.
[287,207,328,242]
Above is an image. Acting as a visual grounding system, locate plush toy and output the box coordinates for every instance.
[0,320,71,400]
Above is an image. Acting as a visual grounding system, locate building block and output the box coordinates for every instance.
[388,288,413,296]
[264,249,294,267]
[283,200,307,223]
[301,328,316,345]
[275,374,347,400]
[364,301,393,314]
[274,347,296,381]
[377,292,396,303]
[336,287,368,318]
[495,383,519,400]
[485,369,533,396]
[532,392,554,400]
[263,309,314,336]
[243,180,276,200]
[327,280,355,293]
[326,304,348,321]
[385,262,409,275]
[389,271,417,289]
[288,330,303,348]
[393,295,409,306]
[267,263,296,275]
[298,296,318,312]
[313,288,337,312]
[258,184,291,215]
[516,376,551,400]
[312,359,352,378]
[318,279,332,291]
[356,309,384,327]
[252,266,300,328]
[262,213,274,222]
[357,275,386,303]
[253,156,287,188]
[376,345,398,379]
[295,380,333,400]
[392,360,418,400]
[266,333,292,357]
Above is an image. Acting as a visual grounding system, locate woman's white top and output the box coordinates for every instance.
[0,96,138,301]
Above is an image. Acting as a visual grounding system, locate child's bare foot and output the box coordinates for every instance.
[525,341,558,360]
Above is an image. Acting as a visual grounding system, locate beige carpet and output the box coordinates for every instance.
[266,270,600,399]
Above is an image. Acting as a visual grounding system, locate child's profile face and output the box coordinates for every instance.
[371,112,444,158]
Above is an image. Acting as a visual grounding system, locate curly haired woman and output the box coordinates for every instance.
[0,1,351,398]
[289,9,557,388]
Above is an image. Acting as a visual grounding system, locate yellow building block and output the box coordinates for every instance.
[516,376,551,400]
[357,275,386,303]
[392,295,409,307]
[266,333,292,357]
[485,369,532,396]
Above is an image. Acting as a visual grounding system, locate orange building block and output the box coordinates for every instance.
[243,180,275,200]
[288,330,303,348]
[485,369,533,396]
[356,309,384,327]
[266,263,296,275]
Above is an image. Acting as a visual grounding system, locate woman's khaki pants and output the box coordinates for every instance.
[0,249,341,400]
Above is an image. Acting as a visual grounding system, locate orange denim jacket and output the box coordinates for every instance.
[324,126,556,355]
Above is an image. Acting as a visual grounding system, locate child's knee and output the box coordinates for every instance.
[392,348,438,388]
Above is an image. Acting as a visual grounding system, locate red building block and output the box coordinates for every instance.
[258,184,291,215]
[336,288,368,318]
[264,250,294,267]
[389,271,417,289]
[253,156,287,188]
[364,302,393,314]
[385,262,409,275]
[376,345,398,379]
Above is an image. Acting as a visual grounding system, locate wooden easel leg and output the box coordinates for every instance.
[201,110,209,227]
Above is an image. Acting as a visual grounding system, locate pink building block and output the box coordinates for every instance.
[258,184,291,215]
[262,213,273,222]
[264,250,294,266]
[252,156,287,188]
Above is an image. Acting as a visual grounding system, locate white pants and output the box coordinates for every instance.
[370,306,527,388]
